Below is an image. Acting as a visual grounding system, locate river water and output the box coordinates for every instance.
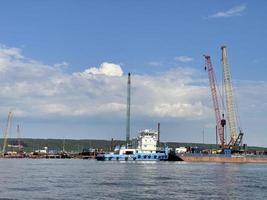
[0,159,266,200]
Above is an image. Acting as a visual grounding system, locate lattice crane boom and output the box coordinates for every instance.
[221,46,238,144]
[17,124,22,152]
[204,55,225,146]
[2,111,13,155]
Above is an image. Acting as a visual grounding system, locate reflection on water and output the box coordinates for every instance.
[0,159,266,200]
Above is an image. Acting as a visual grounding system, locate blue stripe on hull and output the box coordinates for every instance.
[96,153,168,161]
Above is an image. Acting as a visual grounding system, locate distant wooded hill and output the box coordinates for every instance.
[0,138,265,153]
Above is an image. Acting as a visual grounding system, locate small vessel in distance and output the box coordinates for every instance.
[96,129,168,161]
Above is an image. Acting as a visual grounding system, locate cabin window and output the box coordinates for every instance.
[125,151,133,155]
[138,155,141,159]
[154,155,157,159]
[148,155,151,159]
[144,155,147,159]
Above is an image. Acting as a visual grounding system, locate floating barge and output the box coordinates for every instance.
[177,153,267,163]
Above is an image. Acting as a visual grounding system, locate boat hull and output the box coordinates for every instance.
[96,152,168,161]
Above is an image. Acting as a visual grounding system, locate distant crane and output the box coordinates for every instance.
[221,46,244,148]
[2,111,13,155]
[204,55,226,147]
[16,124,23,153]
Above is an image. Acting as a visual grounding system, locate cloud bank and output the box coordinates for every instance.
[0,45,266,146]
[0,45,210,120]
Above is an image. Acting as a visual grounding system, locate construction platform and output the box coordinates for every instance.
[177,153,267,163]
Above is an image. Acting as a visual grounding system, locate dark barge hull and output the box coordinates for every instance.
[177,154,267,163]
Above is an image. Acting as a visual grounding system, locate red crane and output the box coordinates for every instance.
[204,55,226,147]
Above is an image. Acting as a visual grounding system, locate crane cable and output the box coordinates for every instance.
[232,81,243,133]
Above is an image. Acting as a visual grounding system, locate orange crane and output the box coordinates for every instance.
[204,55,226,147]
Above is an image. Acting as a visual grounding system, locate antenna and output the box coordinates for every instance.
[126,73,131,145]
[157,122,160,147]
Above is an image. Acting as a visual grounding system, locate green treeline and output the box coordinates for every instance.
[0,138,265,153]
[0,138,124,153]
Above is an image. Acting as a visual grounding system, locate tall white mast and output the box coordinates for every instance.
[126,73,131,145]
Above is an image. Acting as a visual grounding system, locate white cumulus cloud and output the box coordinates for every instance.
[153,102,208,118]
[174,56,194,62]
[79,62,123,77]
[208,4,246,18]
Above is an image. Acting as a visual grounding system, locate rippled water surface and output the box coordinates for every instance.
[0,159,266,199]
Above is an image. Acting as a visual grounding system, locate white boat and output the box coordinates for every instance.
[96,129,168,161]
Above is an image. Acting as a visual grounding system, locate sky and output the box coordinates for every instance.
[0,1,266,146]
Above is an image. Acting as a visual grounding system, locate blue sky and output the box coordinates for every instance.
[1,1,267,78]
[0,1,266,146]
